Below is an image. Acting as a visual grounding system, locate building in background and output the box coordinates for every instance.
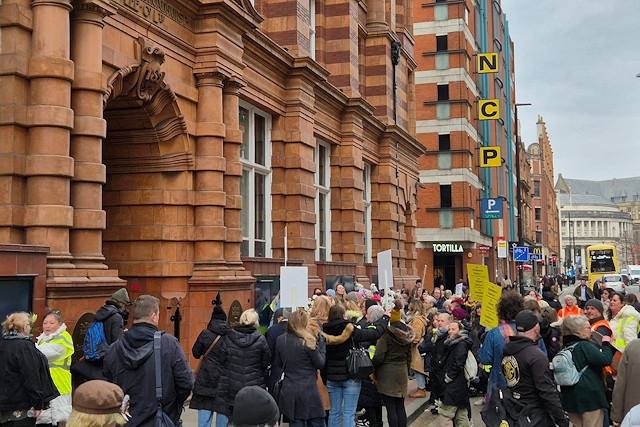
[556,176,640,270]
[413,0,520,290]
[0,0,423,358]
[526,116,560,276]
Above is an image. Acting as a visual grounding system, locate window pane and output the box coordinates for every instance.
[254,113,265,165]
[239,107,249,160]
[434,4,447,21]
[436,35,448,51]
[440,210,453,228]
[240,170,250,238]
[319,192,326,247]
[437,85,449,101]
[319,144,326,187]
[440,184,452,207]
[435,54,449,70]
[436,103,450,119]
[437,152,452,169]
[438,134,450,150]
[255,173,265,240]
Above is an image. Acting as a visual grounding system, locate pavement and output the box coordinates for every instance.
[179,379,432,426]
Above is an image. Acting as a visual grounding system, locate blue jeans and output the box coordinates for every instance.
[197,410,228,427]
[327,379,361,427]
[411,369,426,390]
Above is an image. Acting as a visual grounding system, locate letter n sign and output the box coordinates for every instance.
[477,53,499,74]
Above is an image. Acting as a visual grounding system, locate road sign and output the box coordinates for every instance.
[479,146,501,167]
[529,246,543,261]
[513,246,529,262]
[481,197,503,219]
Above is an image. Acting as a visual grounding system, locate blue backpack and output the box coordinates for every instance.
[83,320,108,361]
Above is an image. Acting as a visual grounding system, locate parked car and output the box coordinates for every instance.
[601,274,627,294]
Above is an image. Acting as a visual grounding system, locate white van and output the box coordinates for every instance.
[628,265,640,283]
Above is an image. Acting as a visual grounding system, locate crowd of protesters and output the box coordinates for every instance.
[5,274,640,427]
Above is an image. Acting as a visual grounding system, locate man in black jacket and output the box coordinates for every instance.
[500,310,569,427]
[104,295,194,427]
[97,287,133,343]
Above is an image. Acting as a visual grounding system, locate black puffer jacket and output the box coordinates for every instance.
[189,319,230,412]
[323,317,388,382]
[0,333,59,411]
[103,323,194,427]
[218,325,271,416]
[94,301,126,345]
[438,330,472,409]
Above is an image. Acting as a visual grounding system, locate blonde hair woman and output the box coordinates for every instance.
[0,312,59,426]
[274,311,327,426]
[407,300,429,398]
[67,380,129,427]
[217,309,271,426]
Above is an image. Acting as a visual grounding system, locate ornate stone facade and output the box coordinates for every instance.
[0,0,422,358]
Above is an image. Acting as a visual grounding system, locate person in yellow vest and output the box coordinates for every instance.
[606,292,640,352]
[558,294,583,318]
[36,310,74,427]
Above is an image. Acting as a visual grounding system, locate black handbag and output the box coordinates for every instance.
[270,370,285,403]
[346,338,374,379]
[153,332,176,427]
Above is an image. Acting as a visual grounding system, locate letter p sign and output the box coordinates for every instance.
[480,147,501,167]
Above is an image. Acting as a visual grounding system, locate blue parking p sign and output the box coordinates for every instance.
[481,198,503,219]
[513,246,529,262]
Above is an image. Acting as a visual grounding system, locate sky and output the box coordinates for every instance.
[501,1,640,181]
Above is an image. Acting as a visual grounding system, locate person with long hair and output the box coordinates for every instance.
[406,300,429,399]
[307,296,333,413]
[190,294,230,427]
[0,312,59,427]
[274,311,326,427]
[35,310,74,427]
[478,291,524,397]
[558,315,614,427]
[372,301,414,427]
[323,304,388,427]
[606,292,640,352]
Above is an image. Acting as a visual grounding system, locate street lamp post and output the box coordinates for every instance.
[514,103,531,295]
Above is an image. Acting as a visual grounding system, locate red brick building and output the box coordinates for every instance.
[0,0,423,359]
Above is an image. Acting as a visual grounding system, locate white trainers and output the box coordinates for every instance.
[473,398,485,406]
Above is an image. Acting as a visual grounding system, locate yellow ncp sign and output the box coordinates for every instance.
[479,99,500,120]
[477,52,499,74]
[480,147,501,167]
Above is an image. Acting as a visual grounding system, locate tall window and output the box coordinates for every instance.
[535,207,541,221]
[240,103,272,257]
[440,184,452,208]
[309,0,316,59]
[533,180,540,197]
[363,163,372,263]
[315,141,331,261]
[438,134,450,151]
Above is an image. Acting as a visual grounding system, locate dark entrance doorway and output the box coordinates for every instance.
[434,255,458,292]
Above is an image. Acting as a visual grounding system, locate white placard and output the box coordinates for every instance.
[377,249,394,309]
[279,266,309,309]
[455,283,463,297]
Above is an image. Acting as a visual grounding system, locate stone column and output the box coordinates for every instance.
[222,79,244,267]
[192,72,227,271]
[26,0,74,267]
[69,0,116,269]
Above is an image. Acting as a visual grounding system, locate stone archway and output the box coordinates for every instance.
[101,36,195,282]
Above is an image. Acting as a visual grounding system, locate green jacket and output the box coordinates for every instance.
[559,335,614,414]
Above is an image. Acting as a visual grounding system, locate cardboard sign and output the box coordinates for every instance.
[280,266,309,309]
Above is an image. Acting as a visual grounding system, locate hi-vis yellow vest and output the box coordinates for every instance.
[45,331,74,395]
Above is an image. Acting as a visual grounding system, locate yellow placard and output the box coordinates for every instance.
[478,99,500,120]
[480,282,502,329]
[479,146,502,167]
[477,52,499,74]
[467,263,488,303]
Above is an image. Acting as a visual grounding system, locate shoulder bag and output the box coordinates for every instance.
[193,335,221,378]
[154,331,177,427]
[346,337,374,379]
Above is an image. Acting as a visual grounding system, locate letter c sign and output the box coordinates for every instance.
[478,99,500,120]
